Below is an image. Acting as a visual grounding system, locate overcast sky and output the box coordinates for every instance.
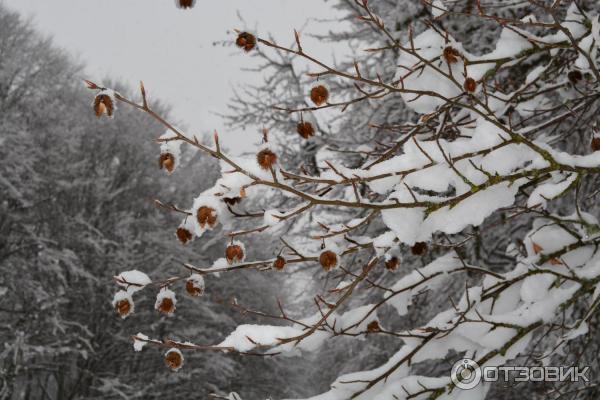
[4,0,338,154]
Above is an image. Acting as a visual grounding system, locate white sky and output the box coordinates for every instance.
[4,0,338,154]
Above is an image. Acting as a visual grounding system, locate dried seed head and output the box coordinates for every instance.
[367,320,380,332]
[319,250,338,272]
[236,32,256,52]
[155,289,177,315]
[310,85,329,106]
[443,46,461,64]
[568,70,583,85]
[94,94,114,117]
[256,148,277,170]
[175,0,195,8]
[164,349,184,372]
[592,137,600,152]
[273,256,286,270]
[185,274,205,297]
[112,291,134,319]
[176,227,192,244]
[464,77,477,93]
[297,121,315,139]
[225,244,245,264]
[115,298,132,318]
[197,206,217,229]
[411,242,428,256]
[385,256,399,271]
[159,152,175,173]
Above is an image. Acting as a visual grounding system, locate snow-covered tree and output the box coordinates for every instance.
[90,1,600,398]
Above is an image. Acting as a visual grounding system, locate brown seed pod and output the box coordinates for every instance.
[115,298,132,318]
[164,349,184,372]
[159,153,175,172]
[176,227,192,244]
[273,256,286,270]
[310,85,329,106]
[592,137,600,152]
[385,256,399,271]
[157,297,175,314]
[185,275,205,297]
[236,32,256,52]
[94,94,114,117]
[464,77,477,93]
[367,320,380,332]
[443,46,461,64]
[568,70,583,85]
[257,148,277,170]
[411,242,428,256]
[319,250,338,272]
[225,244,245,264]
[197,206,217,228]
[297,121,315,139]
[175,0,195,8]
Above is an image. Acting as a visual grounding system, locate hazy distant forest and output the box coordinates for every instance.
[3,1,600,400]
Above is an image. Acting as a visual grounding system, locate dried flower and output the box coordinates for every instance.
[155,288,177,315]
[94,93,114,117]
[319,250,338,272]
[411,242,428,256]
[443,46,461,64]
[273,256,286,270]
[385,256,399,271]
[367,320,380,332]
[176,227,192,244]
[464,77,477,93]
[310,85,329,106]
[197,206,217,228]
[112,291,134,319]
[592,137,600,152]
[159,153,175,173]
[185,274,205,297]
[568,70,583,85]
[164,348,184,371]
[256,148,277,170]
[297,121,315,139]
[225,242,245,264]
[236,32,256,52]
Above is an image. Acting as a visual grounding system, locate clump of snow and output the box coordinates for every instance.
[115,270,152,293]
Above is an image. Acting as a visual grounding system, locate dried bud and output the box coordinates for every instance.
[464,77,477,93]
[411,242,428,256]
[197,206,217,229]
[175,0,195,8]
[367,320,380,332]
[443,46,461,64]
[155,288,177,315]
[256,148,277,170]
[164,348,184,372]
[319,250,338,272]
[159,152,175,173]
[384,256,399,271]
[592,137,600,152]
[310,85,329,106]
[94,93,114,117]
[185,274,205,297]
[568,70,583,85]
[273,256,286,270]
[225,242,245,264]
[112,291,134,319]
[236,32,256,52]
[176,227,192,244]
[297,121,315,139]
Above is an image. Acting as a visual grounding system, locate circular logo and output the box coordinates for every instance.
[451,358,482,390]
